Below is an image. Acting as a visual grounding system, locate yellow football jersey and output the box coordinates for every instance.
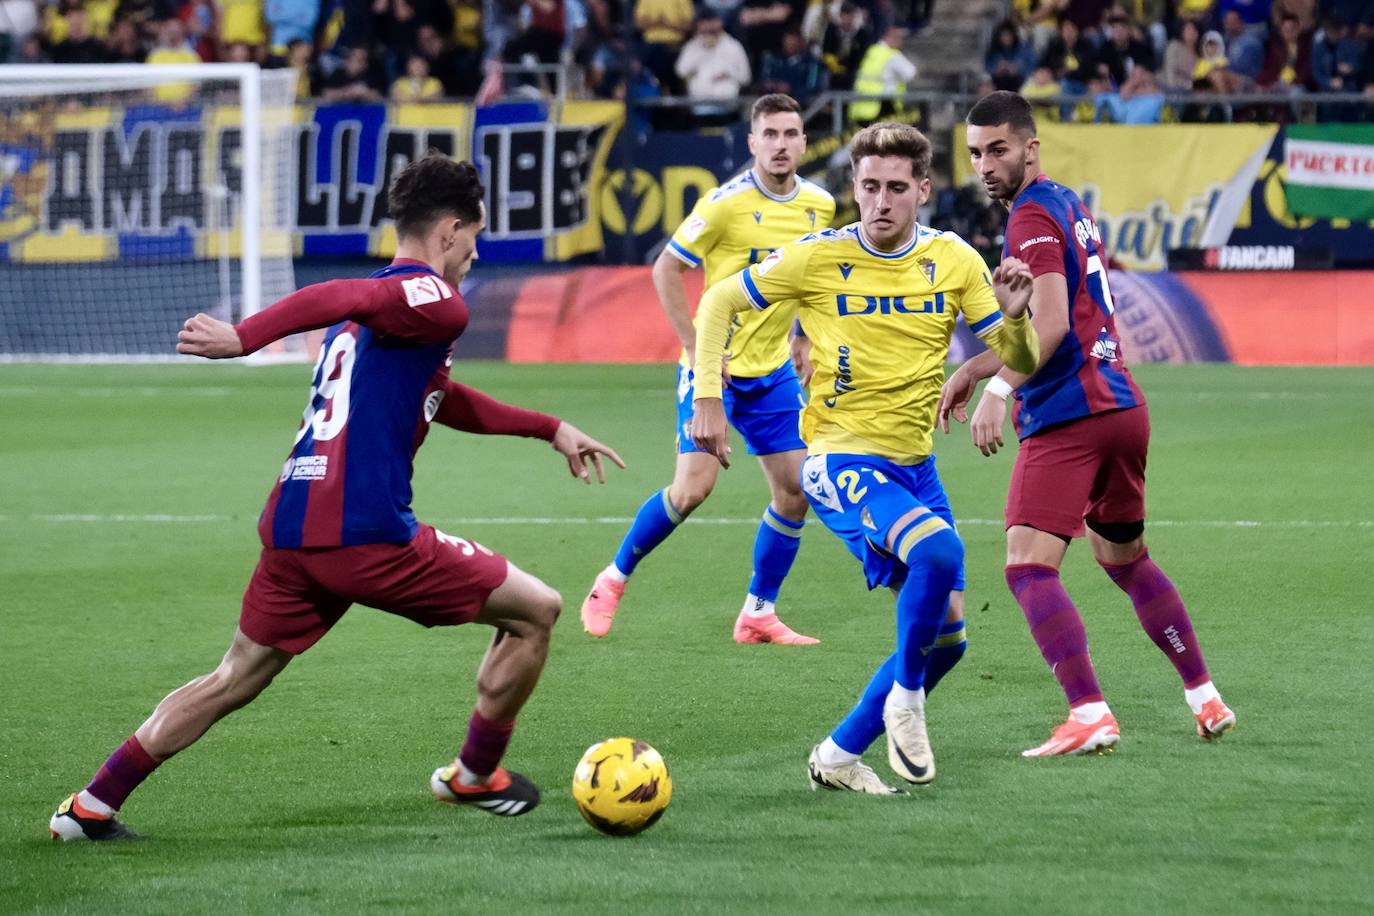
[695,222,1038,462]
[666,169,835,379]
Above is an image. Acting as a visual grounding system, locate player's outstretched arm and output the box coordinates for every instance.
[177,314,244,358]
[224,280,389,356]
[550,421,627,485]
[690,273,755,468]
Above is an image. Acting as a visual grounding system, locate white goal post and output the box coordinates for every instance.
[0,63,298,361]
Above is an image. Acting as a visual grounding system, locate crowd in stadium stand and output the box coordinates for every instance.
[2,0,1373,120]
[0,0,919,107]
[997,1,1374,122]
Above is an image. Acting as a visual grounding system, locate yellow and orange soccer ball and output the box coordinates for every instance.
[571,737,672,836]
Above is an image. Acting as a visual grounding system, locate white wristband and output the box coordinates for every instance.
[984,376,1014,400]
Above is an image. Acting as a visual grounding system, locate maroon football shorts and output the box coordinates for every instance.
[239,524,510,654]
[1006,405,1149,540]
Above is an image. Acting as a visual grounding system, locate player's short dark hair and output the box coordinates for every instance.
[388,151,484,238]
[966,90,1038,137]
[751,93,802,125]
[848,122,932,179]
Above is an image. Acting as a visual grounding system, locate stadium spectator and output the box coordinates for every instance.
[571,0,618,71]
[738,0,800,71]
[849,23,915,121]
[265,0,319,50]
[1094,62,1165,120]
[117,0,177,40]
[50,9,107,62]
[223,39,255,60]
[1195,27,1245,89]
[1117,0,1169,53]
[1328,0,1374,39]
[1161,17,1199,87]
[1011,0,1064,52]
[820,1,874,91]
[282,37,315,96]
[1257,11,1312,88]
[0,0,40,62]
[377,0,454,67]
[1175,0,1217,26]
[15,30,47,61]
[634,0,695,94]
[759,24,827,101]
[146,16,202,63]
[1271,0,1316,29]
[105,16,147,61]
[411,24,464,95]
[675,11,751,97]
[1312,15,1362,90]
[986,18,1038,91]
[1216,0,1271,27]
[1041,17,1099,88]
[218,0,267,52]
[321,43,387,99]
[1060,0,1112,35]
[1098,11,1157,84]
[391,51,444,98]
[1222,9,1265,81]
[1020,64,1063,120]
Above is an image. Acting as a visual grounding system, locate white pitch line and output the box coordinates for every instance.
[1,514,1369,529]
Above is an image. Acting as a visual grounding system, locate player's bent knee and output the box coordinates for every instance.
[671,482,712,515]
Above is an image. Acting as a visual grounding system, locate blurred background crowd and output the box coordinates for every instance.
[2,0,1372,120]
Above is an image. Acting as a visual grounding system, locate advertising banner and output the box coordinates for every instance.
[1284,124,1374,222]
[0,98,622,266]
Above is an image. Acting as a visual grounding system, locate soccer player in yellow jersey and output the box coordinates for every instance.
[579,94,837,645]
[691,123,1040,792]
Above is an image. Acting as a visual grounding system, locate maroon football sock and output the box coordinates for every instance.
[458,710,516,777]
[85,735,161,811]
[1101,551,1210,688]
[1006,563,1104,706]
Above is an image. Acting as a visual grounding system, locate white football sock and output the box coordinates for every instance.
[1184,680,1220,715]
[742,595,775,618]
[77,789,115,816]
[1070,701,1112,724]
[816,737,860,767]
[886,683,926,710]
[456,759,487,787]
[603,564,628,584]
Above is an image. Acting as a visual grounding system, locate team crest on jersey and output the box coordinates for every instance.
[757,248,785,275]
[682,214,707,243]
[837,262,855,281]
[753,210,763,224]
[401,275,451,308]
[917,257,937,284]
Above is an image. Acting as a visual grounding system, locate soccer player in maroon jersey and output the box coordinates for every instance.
[49,154,625,840]
[938,92,1236,757]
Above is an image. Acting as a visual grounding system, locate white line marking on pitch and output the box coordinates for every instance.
[1,514,1369,529]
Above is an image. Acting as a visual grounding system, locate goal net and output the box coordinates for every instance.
[0,64,298,361]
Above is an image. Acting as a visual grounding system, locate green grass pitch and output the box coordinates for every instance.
[2,363,1371,914]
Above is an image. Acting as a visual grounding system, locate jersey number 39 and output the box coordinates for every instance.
[295,332,357,444]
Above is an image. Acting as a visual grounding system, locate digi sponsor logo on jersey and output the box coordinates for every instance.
[401,275,452,308]
[280,455,330,482]
[836,292,945,317]
[1073,217,1103,250]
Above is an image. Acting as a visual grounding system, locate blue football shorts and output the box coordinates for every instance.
[675,361,807,457]
[801,452,967,593]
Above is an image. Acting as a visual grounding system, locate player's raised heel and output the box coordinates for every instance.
[431,765,540,816]
[1195,697,1236,740]
[808,746,906,795]
[883,698,935,784]
[1022,712,1121,758]
[733,610,819,645]
[580,573,626,637]
[49,794,138,842]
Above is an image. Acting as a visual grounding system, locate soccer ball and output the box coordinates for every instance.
[572,737,672,836]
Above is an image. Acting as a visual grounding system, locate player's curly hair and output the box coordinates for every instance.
[388,151,485,238]
[848,122,933,179]
[966,91,1038,136]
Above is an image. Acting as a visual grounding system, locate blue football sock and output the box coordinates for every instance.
[830,652,896,756]
[923,618,967,697]
[890,517,964,691]
[747,506,804,602]
[612,487,684,577]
